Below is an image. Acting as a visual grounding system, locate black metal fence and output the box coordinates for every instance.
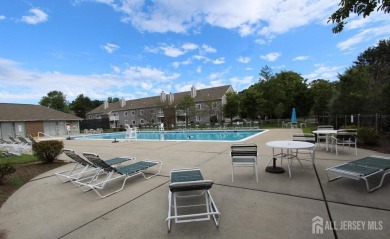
[80,119,110,130]
[313,114,390,132]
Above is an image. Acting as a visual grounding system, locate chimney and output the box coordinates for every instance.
[120,98,126,107]
[160,91,166,102]
[104,100,109,109]
[168,92,174,105]
[190,86,196,98]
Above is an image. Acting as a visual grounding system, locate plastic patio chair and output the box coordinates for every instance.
[166,168,220,232]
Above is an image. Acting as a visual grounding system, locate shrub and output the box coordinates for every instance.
[358,127,380,146]
[0,164,16,184]
[210,115,218,125]
[32,140,64,163]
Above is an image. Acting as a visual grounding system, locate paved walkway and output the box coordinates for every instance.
[0,129,389,238]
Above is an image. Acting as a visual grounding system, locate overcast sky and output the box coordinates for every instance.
[1,0,389,104]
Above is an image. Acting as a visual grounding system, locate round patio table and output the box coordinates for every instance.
[266,140,315,178]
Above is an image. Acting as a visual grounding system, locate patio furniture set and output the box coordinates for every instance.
[55,130,389,231]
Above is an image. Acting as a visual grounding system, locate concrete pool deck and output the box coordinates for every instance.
[0,129,389,238]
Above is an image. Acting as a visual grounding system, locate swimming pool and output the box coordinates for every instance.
[72,130,265,142]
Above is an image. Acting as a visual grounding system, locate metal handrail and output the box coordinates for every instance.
[37,132,66,141]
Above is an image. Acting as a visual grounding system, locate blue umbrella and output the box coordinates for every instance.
[291,108,297,123]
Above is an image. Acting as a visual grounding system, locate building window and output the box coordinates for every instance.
[196,116,201,121]
[89,115,92,119]
[151,119,155,124]
[124,111,128,116]
[140,110,144,115]
[196,104,202,110]
[132,120,136,125]
[140,119,144,124]
[131,110,135,115]
[125,120,128,124]
[96,114,101,119]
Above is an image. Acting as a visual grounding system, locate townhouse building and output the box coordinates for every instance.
[85,85,233,129]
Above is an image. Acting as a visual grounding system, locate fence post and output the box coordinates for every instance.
[376,113,378,133]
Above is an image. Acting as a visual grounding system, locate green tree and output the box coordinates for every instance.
[329,0,390,33]
[259,65,274,81]
[239,86,264,120]
[333,65,371,114]
[107,97,120,103]
[309,79,334,116]
[177,95,196,127]
[274,102,285,120]
[272,71,313,118]
[333,38,390,114]
[69,94,93,118]
[223,92,240,126]
[355,38,390,113]
[91,99,104,108]
[39,91,69,113]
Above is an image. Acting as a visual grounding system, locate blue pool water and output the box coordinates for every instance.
[72,130,265,142]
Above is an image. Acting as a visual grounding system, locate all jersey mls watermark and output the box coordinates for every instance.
[312,216,383,234]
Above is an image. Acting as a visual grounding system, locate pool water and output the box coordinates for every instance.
[72,130,265,142]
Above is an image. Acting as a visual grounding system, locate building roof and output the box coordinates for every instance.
[0,103,83,122]
[87,85,233,115]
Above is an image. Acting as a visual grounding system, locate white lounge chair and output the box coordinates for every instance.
[56,149,134,187]
[77,153,162,198]
[326,155,390,192]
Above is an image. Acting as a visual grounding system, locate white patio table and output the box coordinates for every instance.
[266,140,315,178]
[312,129,338,151]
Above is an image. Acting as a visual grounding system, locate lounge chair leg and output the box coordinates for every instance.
[364,171,390,192]
[167,192,172,232]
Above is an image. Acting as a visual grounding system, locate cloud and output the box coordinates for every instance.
[337,25,390,51]
[21,8,48,25]
[172,58,192,68]
[145,42,200,57]
[230,76,254,91]
[93,0,339,38]
[237,56,251,63]
[102,43,120,53]
[260,52,281,62]
[0,57,180,103]
[0,15,5,20]
[293,56,309,61]
[122,66,180,84]
[255,38,267,45]
[303,64,346,81]
[160,45,186,57]
[239,24,255,36]
[182,42,198,51]
[212,57,225,64]
[201,44,217,53]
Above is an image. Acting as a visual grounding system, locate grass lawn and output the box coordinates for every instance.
[0,152,68,208]
[0,153,39,165]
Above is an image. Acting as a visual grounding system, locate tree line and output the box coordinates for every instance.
[223,38,390,121]
[39,92,120,119]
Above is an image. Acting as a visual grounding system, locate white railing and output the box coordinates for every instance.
[109,115,119,121]
[176,110,186,116]
[37,132,66,141]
